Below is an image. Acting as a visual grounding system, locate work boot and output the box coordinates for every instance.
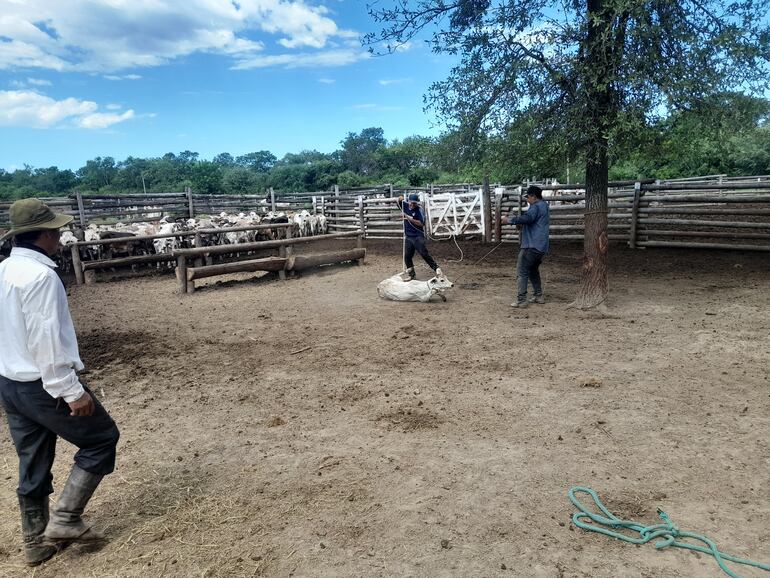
[435,267,444,277]
[528,294,545,304]
[18,495,58,566]
[510,301,528,309]
[400,268,415,282]
[44,465,105,543]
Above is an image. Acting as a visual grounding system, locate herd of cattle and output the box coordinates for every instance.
[0,210,328,271]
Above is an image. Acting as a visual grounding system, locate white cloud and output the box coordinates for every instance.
[318,77,335,84]
[105,103,123,110]
[27,77,52,86]
[233,48,369,69]
[77,109,135,129]
[0,1,359,72]
[379,78,411,86]
[0,90,135,129]
[103,74,143,81]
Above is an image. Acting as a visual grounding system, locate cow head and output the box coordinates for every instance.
[428,275,454,292]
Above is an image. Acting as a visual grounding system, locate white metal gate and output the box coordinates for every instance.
[424,190,485,237]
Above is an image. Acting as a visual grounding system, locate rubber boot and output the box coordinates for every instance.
[18,495,58,566]
[44,465,105,543]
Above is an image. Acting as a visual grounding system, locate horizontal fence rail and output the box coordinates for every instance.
[3,178,770,256]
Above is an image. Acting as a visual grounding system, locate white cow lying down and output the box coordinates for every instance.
[377,274,454,303]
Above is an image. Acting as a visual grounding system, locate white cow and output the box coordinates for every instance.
[377,273,454,303]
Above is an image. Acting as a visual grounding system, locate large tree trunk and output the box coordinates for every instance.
[568,0,613,310]
[570,139,610,309]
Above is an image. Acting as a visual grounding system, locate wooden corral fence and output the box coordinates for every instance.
[312,183,486,240]
[173,230,364,294]
[4,177,770,256]
[492,180,770,251]
[2,189,318,228]
[69,223,294,285]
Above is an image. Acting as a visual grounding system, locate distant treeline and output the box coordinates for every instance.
[2,93,769,200]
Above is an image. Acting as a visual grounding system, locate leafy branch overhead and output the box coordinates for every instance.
[366,0,770,149]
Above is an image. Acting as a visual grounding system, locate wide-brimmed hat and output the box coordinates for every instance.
[0,198,73,243]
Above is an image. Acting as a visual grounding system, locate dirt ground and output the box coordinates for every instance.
[1,238,769,578]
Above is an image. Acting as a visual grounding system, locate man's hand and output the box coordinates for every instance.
[398,195,404,202]
[68,391,95,417]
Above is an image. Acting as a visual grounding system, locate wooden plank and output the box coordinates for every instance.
[82,253,176,270]
[287,248,366,271]
[628,181,642,249]
[637,218,770,229]
[71,244,84,285]
[187,256,287,280]
[173,231,361,258]
[636,240,770,251]
[177,255,188,294]
[640,230,770,240]
[75,192,87,227]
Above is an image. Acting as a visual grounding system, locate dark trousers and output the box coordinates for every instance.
[404,235,438,274]
[0,376,119,499]
[516,248,545,303]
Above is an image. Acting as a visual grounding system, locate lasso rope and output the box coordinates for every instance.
[568,487,770,578]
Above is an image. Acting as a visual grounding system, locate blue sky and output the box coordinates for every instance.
[0,0,458,171]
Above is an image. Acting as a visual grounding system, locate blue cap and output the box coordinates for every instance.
[407,193,420,203]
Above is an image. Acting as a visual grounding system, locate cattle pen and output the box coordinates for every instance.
[68,222,296,285]
[173,230,365,293]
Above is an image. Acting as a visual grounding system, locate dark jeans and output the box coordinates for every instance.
[0,376,119,499]
[516,248,545,303]
[404,235,438,273]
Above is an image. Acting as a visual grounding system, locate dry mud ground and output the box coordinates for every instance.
[1,239,769,578]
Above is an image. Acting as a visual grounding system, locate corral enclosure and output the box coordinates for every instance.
[0,239,769,578]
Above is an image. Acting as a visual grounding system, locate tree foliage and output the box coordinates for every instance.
[2,103,770,201]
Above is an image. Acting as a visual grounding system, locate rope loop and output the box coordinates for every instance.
[568,486,770,578]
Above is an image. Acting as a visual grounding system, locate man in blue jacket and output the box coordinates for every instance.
[396,193,442,280]
[503,185,550,308]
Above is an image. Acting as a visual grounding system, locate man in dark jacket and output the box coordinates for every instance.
[396,193,443,280]
[0,199,120,566]
[501,185,550,308]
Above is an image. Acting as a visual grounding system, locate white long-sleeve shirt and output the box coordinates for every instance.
[0,247,85,402]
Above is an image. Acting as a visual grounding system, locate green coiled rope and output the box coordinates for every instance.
[568,486,770,578]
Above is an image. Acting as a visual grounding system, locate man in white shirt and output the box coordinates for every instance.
[0,199,120,566]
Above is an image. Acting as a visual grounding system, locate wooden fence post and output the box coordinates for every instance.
[71,244,84,285]
[285,223,295,276]
[176,255,188,294]
[357,195,366,238]
[482,177,492,244]
[270,188,276,212]
[494,191,503,242]
[334,185,340,230]
[312,195,317,215]
[356,233,365,265]
[629,181,643,249]
[187,187,194,218]
[388,184,393,198]
[75,192,87,228]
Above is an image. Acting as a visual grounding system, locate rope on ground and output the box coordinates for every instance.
[568,486,770,578]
